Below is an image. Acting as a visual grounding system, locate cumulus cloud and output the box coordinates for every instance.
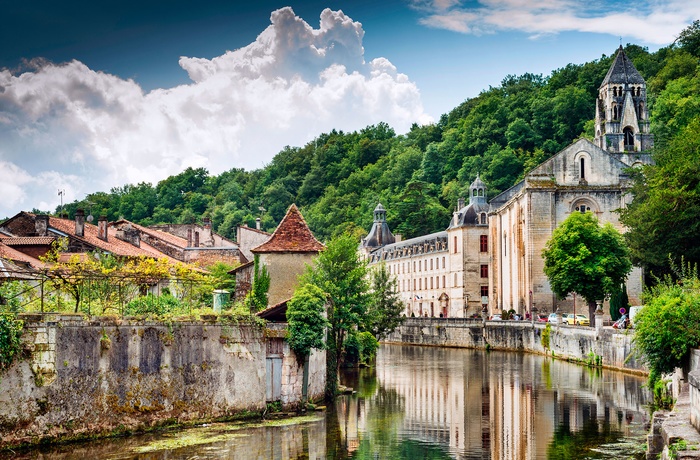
[0,7,431,218]
[410,0,699,44]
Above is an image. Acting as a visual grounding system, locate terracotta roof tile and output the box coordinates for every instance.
[0,236,56,246]
[112,220,189,248]
[0,242,47,269]
[252,204,324,253]
[46,215,169,258]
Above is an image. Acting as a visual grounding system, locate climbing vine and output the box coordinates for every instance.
[0,314,24,373]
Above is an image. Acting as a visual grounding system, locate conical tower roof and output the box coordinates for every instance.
[600,46,645,88]
[252,204,324,253]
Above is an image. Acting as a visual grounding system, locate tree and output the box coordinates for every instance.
[365,263,405,340]
[300,233,369,400]
[542,212,632,324]
[246,255,270,312]
[287,283,328,360]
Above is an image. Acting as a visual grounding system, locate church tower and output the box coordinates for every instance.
[594,46,653,161]
[361,203,396,254]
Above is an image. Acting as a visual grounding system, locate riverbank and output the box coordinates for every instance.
[384,317,645,374]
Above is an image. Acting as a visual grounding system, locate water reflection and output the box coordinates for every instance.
[12,345,649,459]
[336,344,650,459]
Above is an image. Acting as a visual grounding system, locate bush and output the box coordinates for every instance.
[125,294,183,317]
[634,262,700,387]
[0,314,24,372]
[343,331,379,366]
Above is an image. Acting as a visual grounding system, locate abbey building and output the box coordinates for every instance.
[362,46,652,317]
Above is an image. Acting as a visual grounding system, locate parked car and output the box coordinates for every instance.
[547,313,559,324]
[490,314,502,321]
[566,314,590,326]
[562,313,573,324]
[536,314,549,322]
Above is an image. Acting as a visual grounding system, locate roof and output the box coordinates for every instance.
[256,298,289,322]
[600,46,646,88]
[0,241,47,269]
[45,215,171,259]
[112,220,189,248]
[252,204,324,253]
[0,236,55,246]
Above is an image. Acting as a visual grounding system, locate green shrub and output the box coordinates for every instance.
[125,294,183,317]
[0,314,24,372]
[542,323,552,350]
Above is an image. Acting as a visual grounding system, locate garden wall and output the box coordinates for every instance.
[384,318,645,374]
[0,313,325,449]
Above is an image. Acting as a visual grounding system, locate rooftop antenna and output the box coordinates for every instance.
[58,189,65,217]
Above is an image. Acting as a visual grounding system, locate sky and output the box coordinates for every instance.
[0,0,697,219]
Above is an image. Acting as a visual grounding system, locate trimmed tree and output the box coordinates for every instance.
[542,212,632,325]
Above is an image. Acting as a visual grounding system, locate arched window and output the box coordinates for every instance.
[624,127,634,151]
[613,87,617,97]
[612,103,618,120]
[454,236,458,253]
[580,157,585,180]
[636,87,641,97]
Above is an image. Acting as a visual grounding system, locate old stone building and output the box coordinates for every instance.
[365,45,652,318]
[489,45,651,315]
[363,176,489,318]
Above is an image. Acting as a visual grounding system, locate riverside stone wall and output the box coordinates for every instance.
[0,313,325,448]
[384,318,645,374]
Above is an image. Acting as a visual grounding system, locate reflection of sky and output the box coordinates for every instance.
[339,344,650,459]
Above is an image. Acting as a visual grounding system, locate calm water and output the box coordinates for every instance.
[11,344,651,459]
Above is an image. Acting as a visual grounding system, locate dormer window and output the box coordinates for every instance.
[480,213,487,225]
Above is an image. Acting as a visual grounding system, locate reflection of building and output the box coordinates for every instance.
[339,345,648,458]
[363,47,651,316]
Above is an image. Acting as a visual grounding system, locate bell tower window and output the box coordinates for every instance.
[624,127,634,151]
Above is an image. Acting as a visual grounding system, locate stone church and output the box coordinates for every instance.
[363,45,652,317]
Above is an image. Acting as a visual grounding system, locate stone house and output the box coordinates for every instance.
[364,45,652,318]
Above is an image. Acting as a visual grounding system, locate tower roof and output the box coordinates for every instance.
[600,46,645,88]
[252,204,324,253]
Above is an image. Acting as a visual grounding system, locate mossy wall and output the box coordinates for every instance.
[0,314,300,448]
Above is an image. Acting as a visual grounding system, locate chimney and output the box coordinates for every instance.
[255,218,261,230]
[457,197,465,209]
[203,217,211,230]
[187,228,192,247]
[115,223,140,247]
[35,214,49,236]
[97,216,108,241]
[75,209,85,237]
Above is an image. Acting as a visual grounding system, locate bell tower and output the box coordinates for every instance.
[594,46,653,161]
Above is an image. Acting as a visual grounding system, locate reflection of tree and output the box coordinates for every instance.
[546,419,622,459]
[354,438,453,459]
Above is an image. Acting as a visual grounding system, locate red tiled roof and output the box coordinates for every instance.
[252,204,324,253]
[0,236,56,246]
[112,220,189,248]
[0,242,47,269]
[46,215,169,258]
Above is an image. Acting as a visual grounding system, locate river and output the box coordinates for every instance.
[10,344,650,459]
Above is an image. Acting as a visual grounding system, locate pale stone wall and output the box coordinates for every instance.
[0,314,324,449]
[383,318,646,374]
[259,252,316,307]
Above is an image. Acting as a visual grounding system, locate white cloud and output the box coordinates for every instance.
[0,7,431,218]
[411,0,700,44]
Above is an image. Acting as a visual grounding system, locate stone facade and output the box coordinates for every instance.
[258,252,316,307]
[0,314,325,448]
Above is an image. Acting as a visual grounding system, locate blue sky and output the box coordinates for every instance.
[0,0,696,217]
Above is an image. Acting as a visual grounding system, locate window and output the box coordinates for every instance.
[442,275,446,288]
[624,127,634,151]
[575,204,590,213]
[414,279,416,290]
[480,213,487,225]
[580,157,585,180]
[480,264,488,278]
[454,273,458,287]
[430,259,433,270]
[442,257,445,269]
[454,236,458,253]
[419,279,422,290]
[430,277,434,289]
[481,286,488,297]
[480,235,488,253]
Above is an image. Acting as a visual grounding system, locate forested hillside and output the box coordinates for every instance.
[53,24,699,264]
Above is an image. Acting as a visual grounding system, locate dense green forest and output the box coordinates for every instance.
[52,22,700,273]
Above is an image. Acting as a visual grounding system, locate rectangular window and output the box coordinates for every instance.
[481,285,488,297]
[430,277,434,289]
[454,236,458,253]
[454,273,458,287]
[419,279,422,290]
[480,264,488,278]
[480,235,488,253]
[442,275,446,288]
[442,257,445,269]
[430,259,433,270]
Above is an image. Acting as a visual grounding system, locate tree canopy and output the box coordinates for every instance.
[542,212,632,307]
